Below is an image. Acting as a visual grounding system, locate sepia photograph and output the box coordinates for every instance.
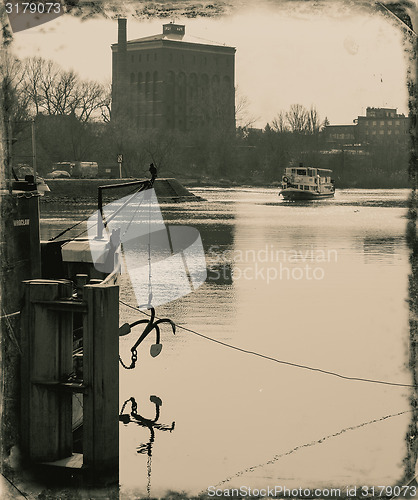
[0,0,417,498]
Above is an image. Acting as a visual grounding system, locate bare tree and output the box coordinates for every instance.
[235,86,257,129]
[307,106,326,134]
[286,104,309,133]
[76,80,108,122]
[21,56,44,114]
[1,52,31,129]
[100,82,112,123]
[271,110,289,133]
[22,56,109,122]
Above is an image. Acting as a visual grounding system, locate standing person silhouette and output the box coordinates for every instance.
[149,163,157,184]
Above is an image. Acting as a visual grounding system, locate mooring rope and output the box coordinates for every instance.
[119,299,416,389]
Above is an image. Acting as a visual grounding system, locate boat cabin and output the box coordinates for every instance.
[283,167,333,189]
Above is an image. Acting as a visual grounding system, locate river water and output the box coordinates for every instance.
[40,188,412,498]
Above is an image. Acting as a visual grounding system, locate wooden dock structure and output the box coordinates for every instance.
[20,278,119,482]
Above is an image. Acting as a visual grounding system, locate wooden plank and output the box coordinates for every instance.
[83,284,119,474]
[20,281,32,458]
[21,280,73,462]
[25,280,60,461]
[30,300,87,312]
[59,303,73,458]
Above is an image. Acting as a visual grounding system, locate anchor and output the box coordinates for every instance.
[119,308,176,369]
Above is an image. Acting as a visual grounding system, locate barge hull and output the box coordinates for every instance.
[280,190,334,200]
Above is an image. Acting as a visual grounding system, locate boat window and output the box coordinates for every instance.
[297,169,307,175]
[304,185,309,190]
[291,169,296,174]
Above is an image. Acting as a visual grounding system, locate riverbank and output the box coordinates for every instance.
[41,177,414,202]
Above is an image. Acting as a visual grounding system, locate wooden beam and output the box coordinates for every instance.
[83,284,119,474]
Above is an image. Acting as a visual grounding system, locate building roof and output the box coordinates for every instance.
[128,33,230,47]
[325,124,356,128]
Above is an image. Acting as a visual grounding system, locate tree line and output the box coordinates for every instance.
[3,54,410,188]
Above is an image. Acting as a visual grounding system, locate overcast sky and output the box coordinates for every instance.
[10,0,412,128]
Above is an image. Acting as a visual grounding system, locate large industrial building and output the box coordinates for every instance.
[111,19,236,132]
[324,107,409,147]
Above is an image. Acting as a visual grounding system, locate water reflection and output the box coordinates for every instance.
[119,395,175,498]
[362,236,404,265]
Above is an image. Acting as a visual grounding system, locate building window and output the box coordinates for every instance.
[388,120,392,125]
[365,122,369,126]
[379,130,384,134]
[365,131,369,135]
[372,131,376,135]
[395,130,399,135]
[380,120,384,126]
[145,72,151,95]
[395,120,400,126]
[372,121,377,126]
[387,130,392,135]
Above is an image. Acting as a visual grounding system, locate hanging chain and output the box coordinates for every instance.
[119,348,138,370]
[119,397,138,417]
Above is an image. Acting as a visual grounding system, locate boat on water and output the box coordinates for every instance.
[280,164,335,200]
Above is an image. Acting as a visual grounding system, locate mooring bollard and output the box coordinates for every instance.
[20,278,119,479]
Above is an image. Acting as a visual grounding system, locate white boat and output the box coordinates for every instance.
[279,164,335,200]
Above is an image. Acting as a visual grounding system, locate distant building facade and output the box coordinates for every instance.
[356,107,409,145]
[324,107,409,148]
[323,124,357,146]
[111,19,236,132]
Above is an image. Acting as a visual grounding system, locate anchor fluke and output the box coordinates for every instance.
[150,343,162,357]
[119,323,131,336]
[150,395,162,406]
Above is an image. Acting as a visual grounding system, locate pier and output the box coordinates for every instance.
[43,178,203,203]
